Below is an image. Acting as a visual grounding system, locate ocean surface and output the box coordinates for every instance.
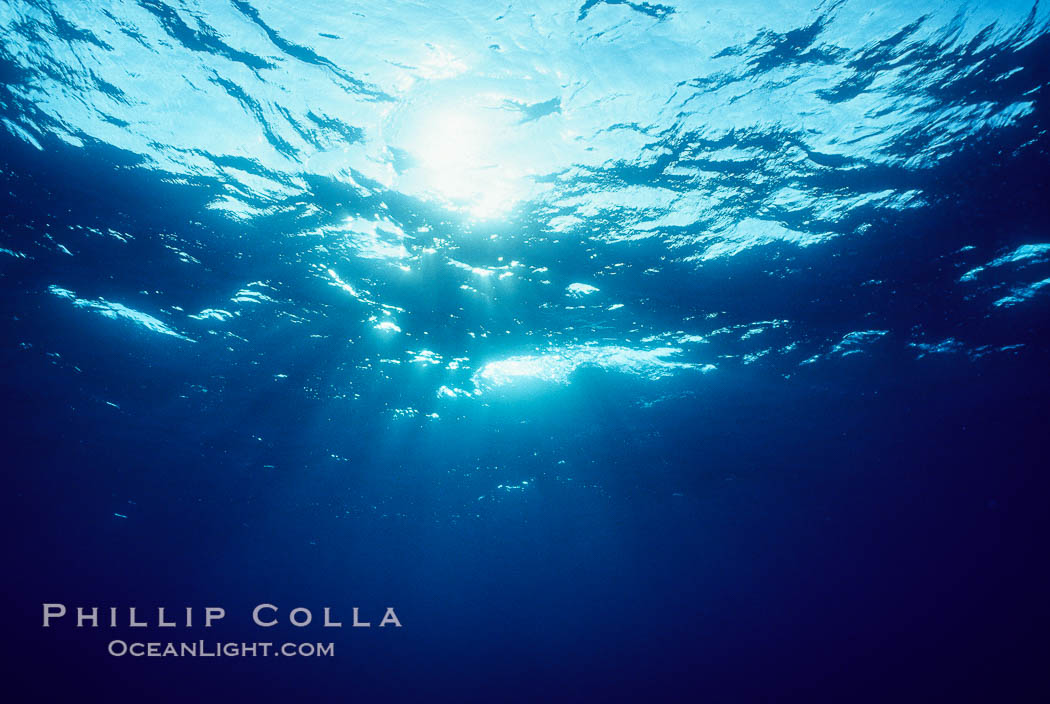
[2,1,1049,701]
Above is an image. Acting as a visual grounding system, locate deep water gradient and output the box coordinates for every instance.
[2,1,1049,701]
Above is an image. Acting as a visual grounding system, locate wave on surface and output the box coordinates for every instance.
[1,0,1048,413]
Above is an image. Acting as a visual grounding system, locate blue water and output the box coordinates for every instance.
[2,1,1049,701]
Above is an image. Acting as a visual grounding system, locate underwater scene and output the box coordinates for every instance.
[2,0,1049,701]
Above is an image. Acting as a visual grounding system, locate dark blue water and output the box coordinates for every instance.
[2,1,1049,701]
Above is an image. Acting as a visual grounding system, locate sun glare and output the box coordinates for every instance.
[388,87,539,219]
